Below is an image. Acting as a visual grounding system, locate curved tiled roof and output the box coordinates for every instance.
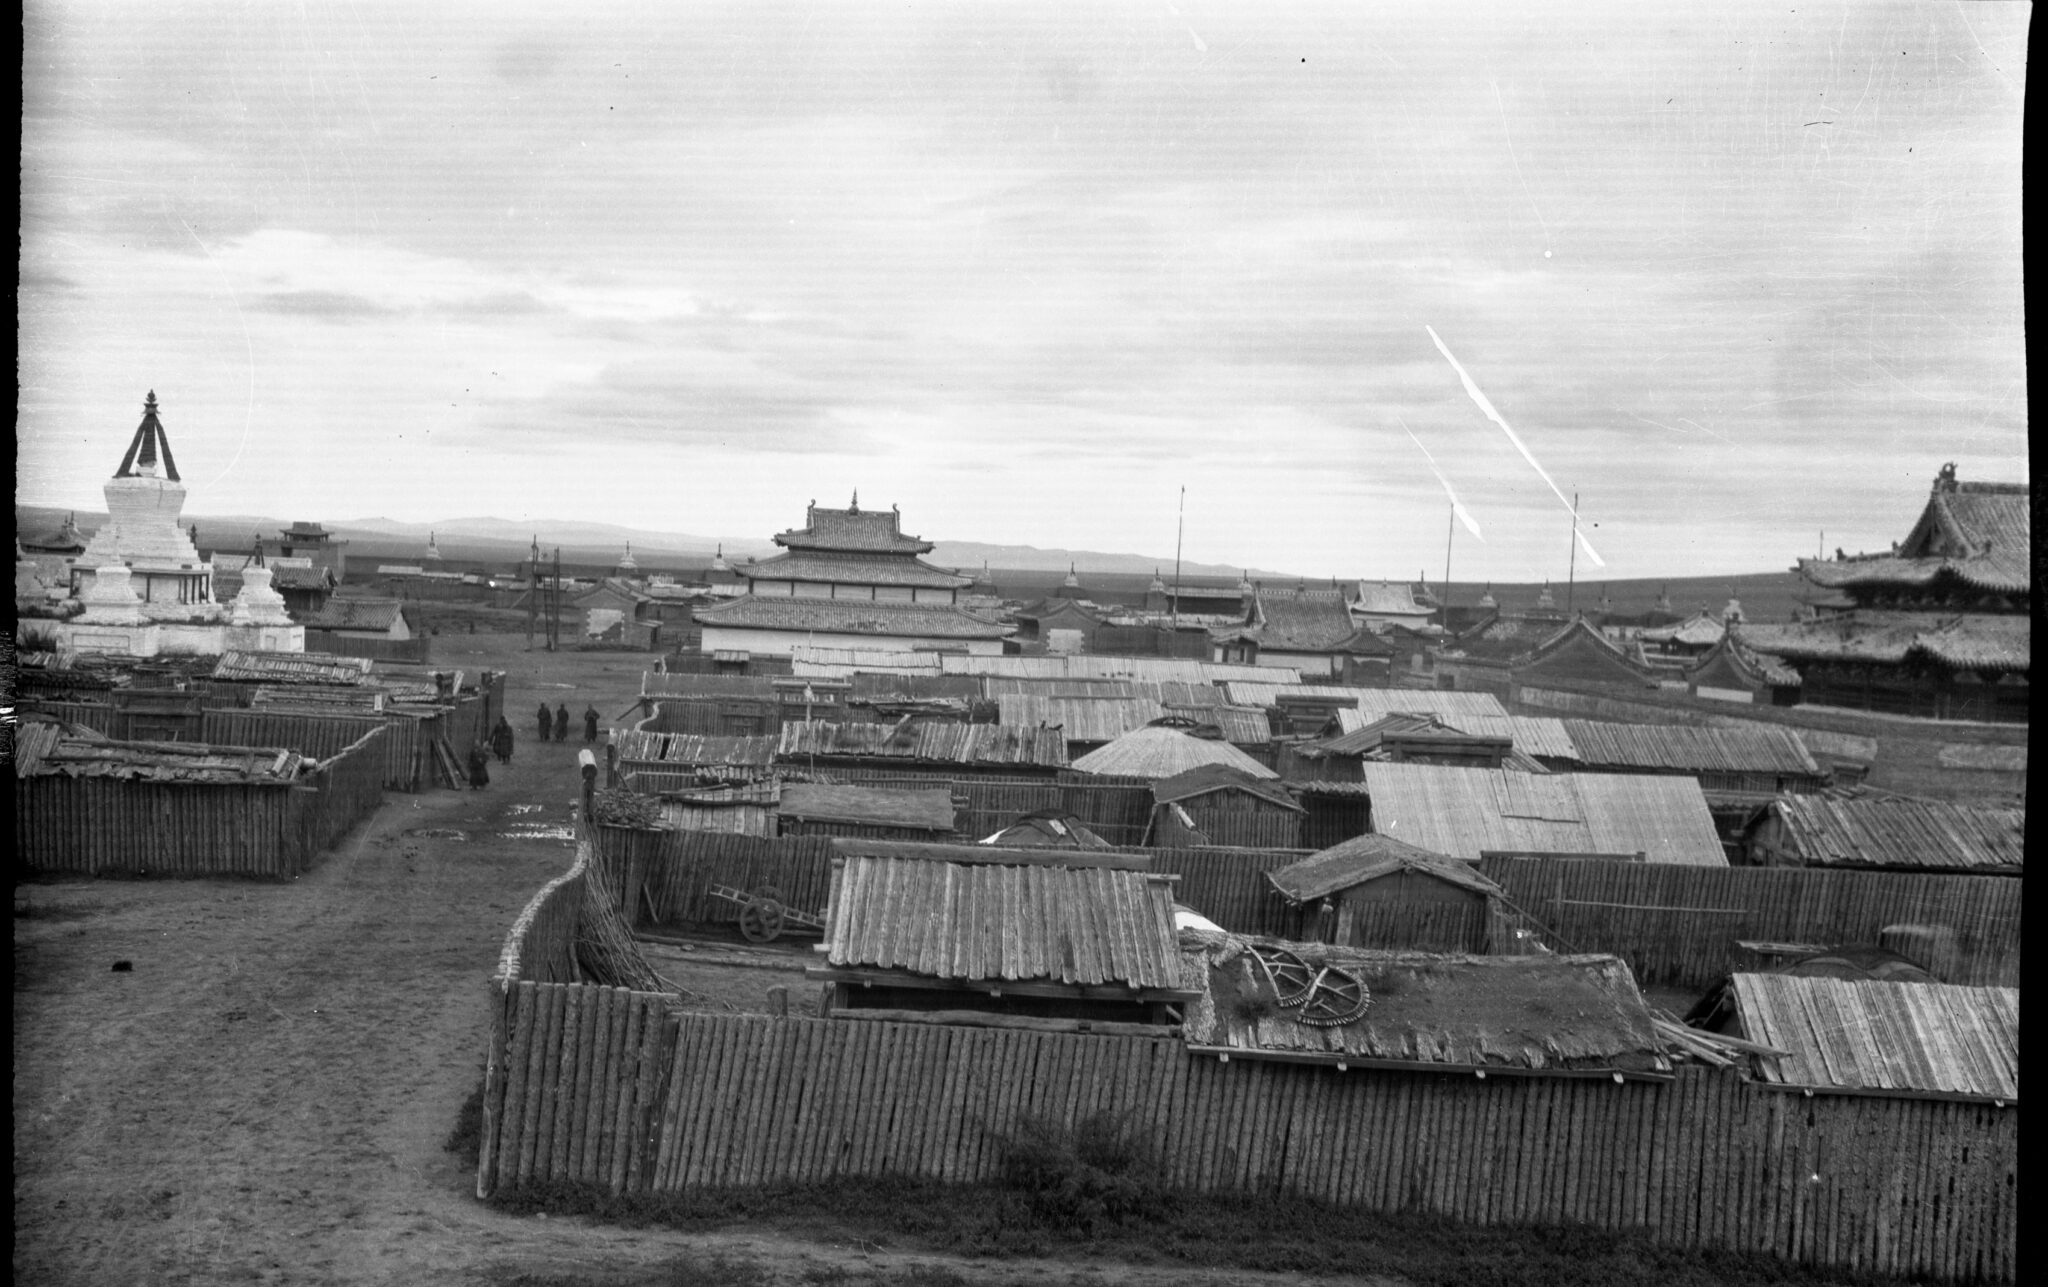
[1739,612,2030,673]
[694,596,1011,639]
[773,502,934,554]
[1800,477,2028,594]
[746,551,969,589]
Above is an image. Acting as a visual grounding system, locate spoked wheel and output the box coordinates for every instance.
[1297,969,1372,1027]
[1250,946,1317,1006]
[739,895,787,943]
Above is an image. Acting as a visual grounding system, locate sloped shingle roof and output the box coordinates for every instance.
[1360,763,1727,865]
[1151,762,1303,811]
[1266,833,1495,902]
[1727,974,2018,1101]
[1561,720,1822,776]
[1760,793,2023,873]
[1069,725,1278,779]
[779,783,958,831]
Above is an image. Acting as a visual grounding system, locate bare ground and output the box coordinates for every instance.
[14,635,1395,1287]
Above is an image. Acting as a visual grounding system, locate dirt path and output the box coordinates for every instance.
[16,638,1395,1286]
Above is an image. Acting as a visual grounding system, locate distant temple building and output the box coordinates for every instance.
[257,520,349,582]
[692,495,1011,658]
[1740,465,2028,722]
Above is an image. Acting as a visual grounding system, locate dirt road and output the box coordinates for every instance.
[15,637,1378,1286]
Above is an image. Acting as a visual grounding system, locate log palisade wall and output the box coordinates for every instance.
[203,709,423,792]
[595,831,2020,990]
[1478,858,2023,989]
[481,904,2017,1282]
[16,726,391,878]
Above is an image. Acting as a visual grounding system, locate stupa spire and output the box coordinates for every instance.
[114,390,181,481]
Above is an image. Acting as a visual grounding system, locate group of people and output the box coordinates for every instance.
[462,699,602,790]
[535,701,602,744]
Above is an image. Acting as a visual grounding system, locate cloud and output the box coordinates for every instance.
[252,290,399,321]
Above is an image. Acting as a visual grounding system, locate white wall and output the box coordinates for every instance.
[701,624,1003,659]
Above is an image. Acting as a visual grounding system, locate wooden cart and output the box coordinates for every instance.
[706,883,827,944]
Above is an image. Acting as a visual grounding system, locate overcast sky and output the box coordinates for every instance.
[18,2,2028,580]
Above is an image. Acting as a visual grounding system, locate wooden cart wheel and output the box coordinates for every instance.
[739,896,787,943]
[1251,946,1317,1007]
[1298,968,1372,1027]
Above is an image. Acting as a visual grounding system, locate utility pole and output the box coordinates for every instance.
[550,548,562,650]
[1566,492,1580,617]
[1442,502,1455,624]
[526,535,539,650]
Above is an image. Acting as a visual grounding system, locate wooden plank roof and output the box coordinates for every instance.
[1728,974,2018,1101]
[778,719,1068,768]
[824,854,1187,990]
[1759,793,2024,873]
[997,695,1166,742]
[1266,834,1493,903]
[1151,763,1303,812]
[1223,684,1508,718]
[1359,763,1727,866]
[1068,726,1277,780]
[779,783,958,831]
[944,655,1296,684]
[212,650,373,685]
[1180,933,1669,1075]
[1560,719,1822,776]
[611,731,780,767]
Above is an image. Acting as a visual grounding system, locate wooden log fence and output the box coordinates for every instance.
[202,708,423,792]
[15,725,391,878]
[477,1001,2017,1281]
[1477,857,2023,988]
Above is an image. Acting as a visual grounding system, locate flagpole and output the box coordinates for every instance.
[1171,486,1184,631]
[1567,493,1579,617]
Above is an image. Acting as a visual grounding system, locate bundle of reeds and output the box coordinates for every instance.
[577,855,694,1000]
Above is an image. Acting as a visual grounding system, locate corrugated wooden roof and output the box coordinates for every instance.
[640,672,780,699]
[779,783,958,831]
[997,695,1166,742]
[778,719,1068,768]
[825,855,1186,989]
[1166,703,1272,745]
[18,735,304,784]
[1360,763,1727,865]
[945,655,1296,684]
[1763,794,2023,872]
[1561,720,1821,775]
[1180,933,1668,1074]
[1068,726,1277,780]
[213,651,373,685]
[611,731,780,767]
[982,678,1165,699]
[1729,974,2019,1101]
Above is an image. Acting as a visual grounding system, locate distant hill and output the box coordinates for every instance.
[13,504,1814,619]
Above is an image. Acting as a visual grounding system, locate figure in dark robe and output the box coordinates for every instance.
[583,706,600,743]
[466,743,491,790]
[554,703,570,742]
[537,702,552,741]
[491,717,515,764]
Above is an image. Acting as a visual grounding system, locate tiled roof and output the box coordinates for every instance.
[694,596,1011,639]
[778,719,1068,768]
[298,598,406,632]
[1798,477,2029,595]
[1726,974,2018,1101]
[779,783,958,831]
[824,854,1188,990]
[1180,933,1668,1074]
[1560,720,1821,776]
[1151,763,1303,811]
[1360,763,1727,865]
[746,551,969,588]
[1266,834,1496,903]
[1759,793,2023,872]
[1688,635,1803,690]
[267,565,335,591]
[1639,612,1725,647]
[1069,726,1278,779]
[1738,612,2030,673]
[774,503,935,554]
[1350,581,1433,616]
[1226,592,1392,655]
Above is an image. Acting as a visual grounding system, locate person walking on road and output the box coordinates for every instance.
[466,742,491,790]
[583,705,601,743]
[554,703,570,743]
[491,717,515,765]
[536,701,552,742]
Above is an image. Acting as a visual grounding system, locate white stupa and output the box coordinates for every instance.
[74,391,218,619]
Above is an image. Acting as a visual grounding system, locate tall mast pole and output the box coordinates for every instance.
[1171,486,1184,631]
[527,535,539,650]
[1567,492,1580,617]
[1443,502,1455,623]
[551,547,562,651]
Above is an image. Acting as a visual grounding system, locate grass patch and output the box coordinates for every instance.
[484,1176,1939,1287]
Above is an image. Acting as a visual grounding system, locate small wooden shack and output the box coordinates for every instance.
[1147,762,1304,849]
[776,782,961,841]
[1265,834,1519,952]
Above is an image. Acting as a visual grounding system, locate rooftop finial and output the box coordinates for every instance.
[850,489,859,513]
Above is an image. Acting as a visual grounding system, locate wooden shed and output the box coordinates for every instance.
[1147,762,1304,849]
[776,782,961,841]
[1265,834,1520,952]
